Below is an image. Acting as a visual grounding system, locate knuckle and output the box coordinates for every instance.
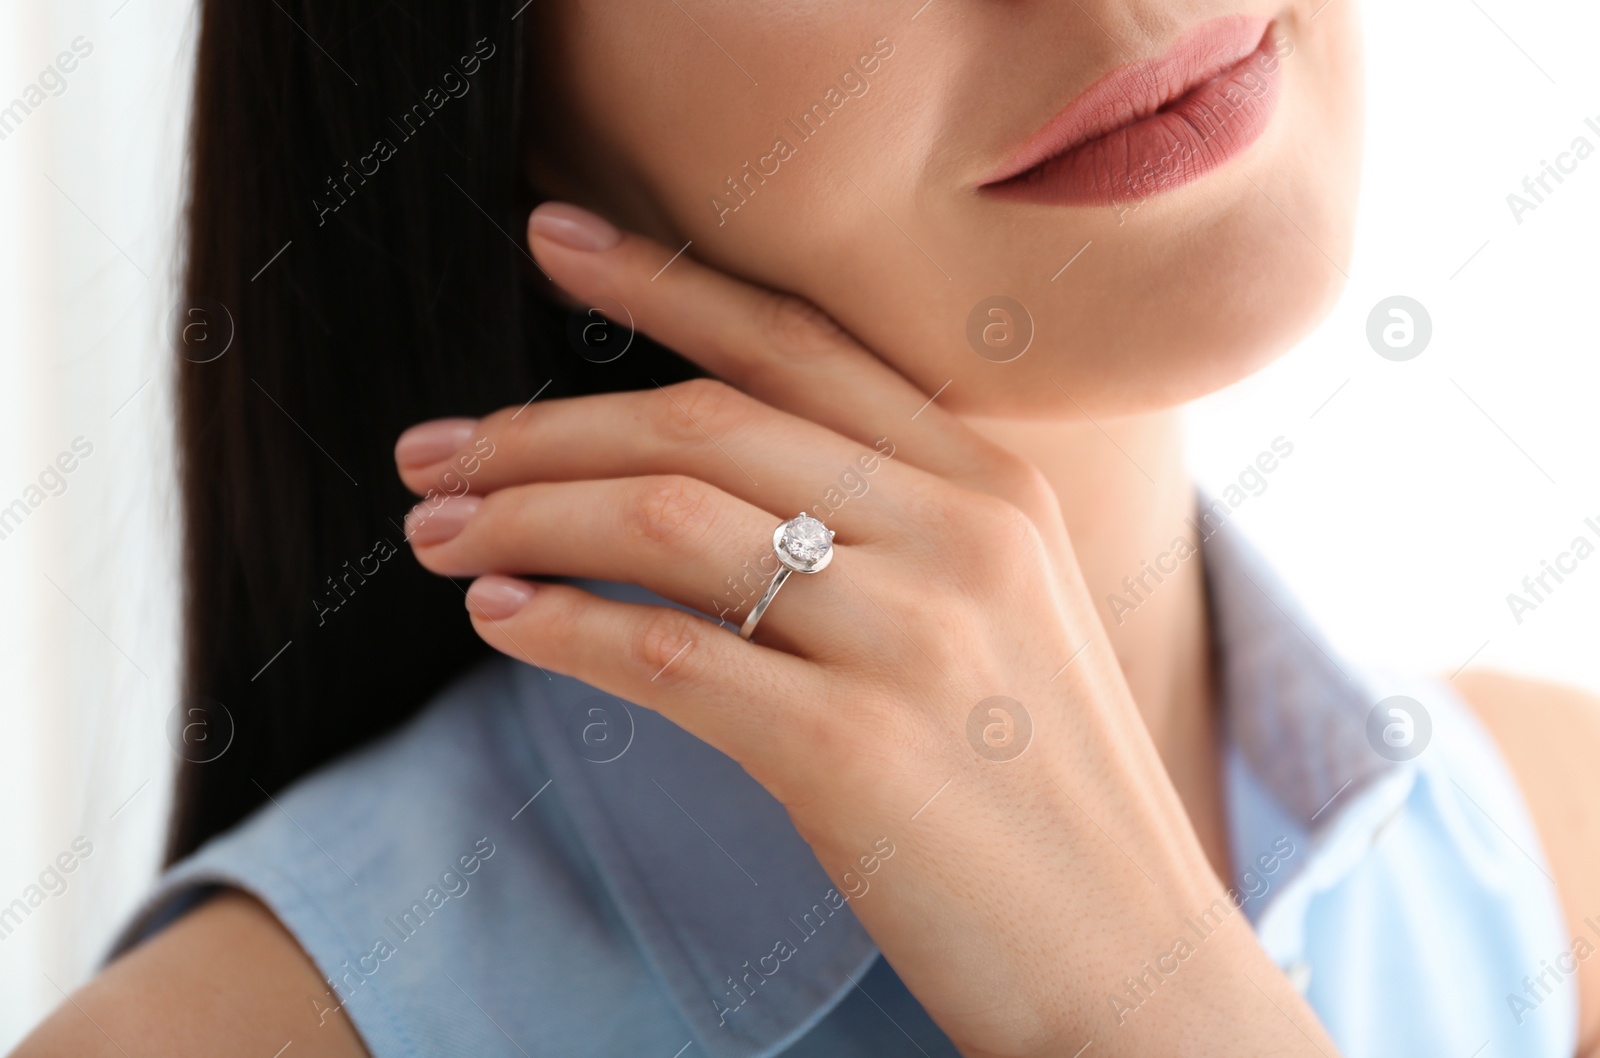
[939,490,1042,580]
[965,488,1031,536]
[995,458,1057,517]
[743,296,848,397]
[766,294,848,360]
[678,376,749,431]
[628,474,716,552]
[656,377,748,444]
[630,606,701,682]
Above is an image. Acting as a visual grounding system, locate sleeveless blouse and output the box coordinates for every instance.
[111,517,1578,1058]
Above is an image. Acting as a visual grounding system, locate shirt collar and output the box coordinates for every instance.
[514,499,1407,1057]
[1202,510,1421,955]
[1201,513,1405,831]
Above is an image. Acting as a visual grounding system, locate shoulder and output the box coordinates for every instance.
[11,656,539,1058]
[8,890,368,1057]
[1455,669,1600,1053]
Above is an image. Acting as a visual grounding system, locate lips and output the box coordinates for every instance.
[981,15,1284,207]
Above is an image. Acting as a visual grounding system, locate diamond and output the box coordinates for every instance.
[777,514,833,570]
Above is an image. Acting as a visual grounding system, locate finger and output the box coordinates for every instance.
[525,203,1028,497]
[404,474,861,658]
[395,379,913,542]
[464,575,822,784]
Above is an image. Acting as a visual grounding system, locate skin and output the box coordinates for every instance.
[15,0,1600,1055]
[525,0,1360,418]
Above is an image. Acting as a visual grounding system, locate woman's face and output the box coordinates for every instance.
[527,0,1362,417]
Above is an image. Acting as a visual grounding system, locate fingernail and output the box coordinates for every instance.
[405,495,481,546]
[467,576,538,619]
[396,418,479,469]
[528,202,622,253]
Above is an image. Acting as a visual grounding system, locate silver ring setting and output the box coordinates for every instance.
[739,513,834,642]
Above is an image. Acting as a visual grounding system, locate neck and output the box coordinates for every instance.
[958,406,1230,876]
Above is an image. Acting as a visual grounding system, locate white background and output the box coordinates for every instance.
[0,0,1596,1049]
[0,0,191,1047]
[1189,0,1600,690]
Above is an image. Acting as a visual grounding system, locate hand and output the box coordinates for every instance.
[393,204,1339,1058]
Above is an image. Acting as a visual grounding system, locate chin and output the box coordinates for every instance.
[890,26,1360,420]
[1042,177,1358,419]
[856,180,1358,421]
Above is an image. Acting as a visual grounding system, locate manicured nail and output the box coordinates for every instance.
[396,418,479,469]
[528,202,622,253]
[405,495,481,546]
[467,576,538,619]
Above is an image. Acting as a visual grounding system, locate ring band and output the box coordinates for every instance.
[739,513,835,642]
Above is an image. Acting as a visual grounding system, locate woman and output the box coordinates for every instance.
[15,0,1600,1055]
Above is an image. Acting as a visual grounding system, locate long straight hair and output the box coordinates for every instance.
[170,0,691,864]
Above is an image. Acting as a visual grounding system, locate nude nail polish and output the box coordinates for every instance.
[396,419,479,469]
[528,202,622,252]
[405,495,481,546]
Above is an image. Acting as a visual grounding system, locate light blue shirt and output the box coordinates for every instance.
[112,517,1577,1057]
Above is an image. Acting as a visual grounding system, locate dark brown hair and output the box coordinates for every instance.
[170,0,689,864]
